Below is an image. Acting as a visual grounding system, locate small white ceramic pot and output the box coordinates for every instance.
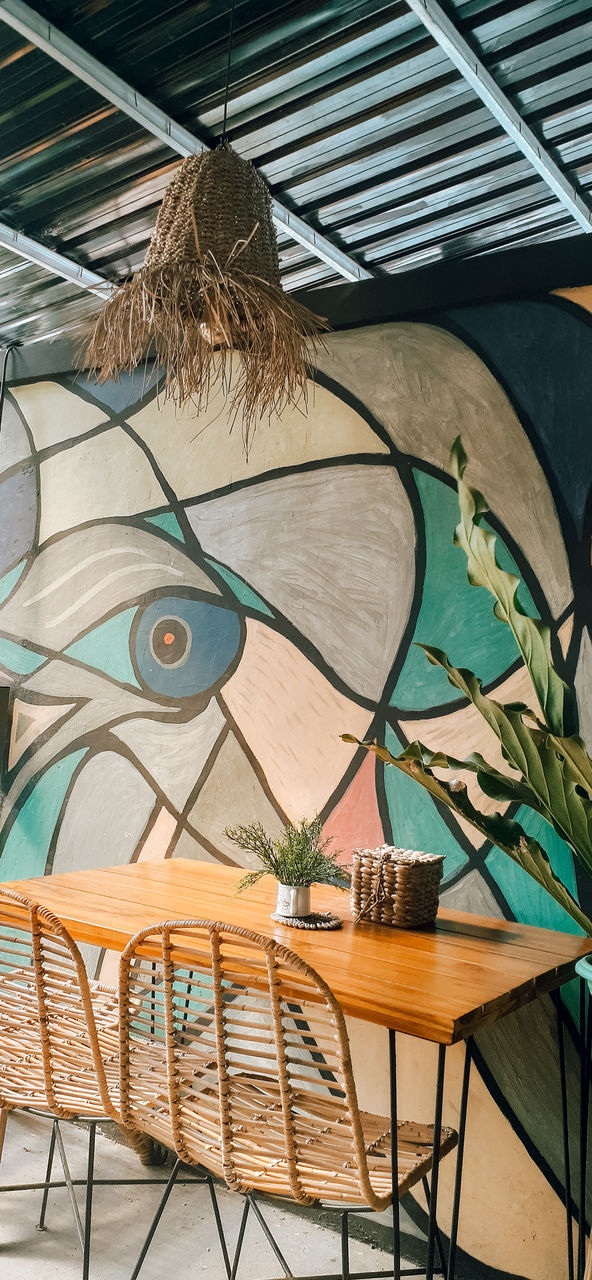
[275,882,311,918]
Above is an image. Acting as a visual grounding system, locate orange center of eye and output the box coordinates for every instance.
[163,632,175,646]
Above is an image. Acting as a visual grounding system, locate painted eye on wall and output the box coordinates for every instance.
[132,595,243,700]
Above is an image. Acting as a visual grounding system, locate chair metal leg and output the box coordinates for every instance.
[55,1120,85,1252]
[82,1122,96,1280]
[0,1108,8,1165]
[36,1118,58,1232]
[129,1157,181,1280]
[207,1175,232,1279]
[422,1178,447,1279]
[248,1193,294,1277]
[231,1197,250,1280]
[341,1211,350,1280]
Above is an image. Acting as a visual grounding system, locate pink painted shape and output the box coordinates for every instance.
[323,751,384,864]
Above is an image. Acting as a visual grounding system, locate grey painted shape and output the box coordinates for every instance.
[0,466,36,577]
[0,397,31,473]
[440,868,503,917]
[189,730,285,864]
[171,827,218,862]
[52,750,155,875]
[0,657,181,818]
[478,993,590,1219]
[186,465,415,700]
[0,522,219,650]
[111,697,226,813]
[316,324,573,618]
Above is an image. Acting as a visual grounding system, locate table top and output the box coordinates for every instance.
[5,860,591,1044]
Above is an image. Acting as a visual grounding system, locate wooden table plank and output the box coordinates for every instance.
[5,861,591,1045]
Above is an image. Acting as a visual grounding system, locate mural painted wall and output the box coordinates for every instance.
[1,288,591,1278]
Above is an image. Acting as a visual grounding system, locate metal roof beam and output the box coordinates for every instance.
[0,220,112,297]
[0,0,374,283]
[405,0,592,233]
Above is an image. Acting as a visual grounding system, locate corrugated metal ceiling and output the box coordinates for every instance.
[1,0,592,344]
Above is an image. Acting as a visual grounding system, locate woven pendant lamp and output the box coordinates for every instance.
[85,144,328,444]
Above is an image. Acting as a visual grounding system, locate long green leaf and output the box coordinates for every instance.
[449,436,574,735]
[420,645,592,873]
[342,734,592,936]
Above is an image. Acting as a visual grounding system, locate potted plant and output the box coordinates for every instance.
[225,816,350,919]
[343,437,592,937]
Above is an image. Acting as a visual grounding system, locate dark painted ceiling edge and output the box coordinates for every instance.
[5,232,592,381]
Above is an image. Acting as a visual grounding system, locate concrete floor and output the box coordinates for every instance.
[0,1112,395,1279]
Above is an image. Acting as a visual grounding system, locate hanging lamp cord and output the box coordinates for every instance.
[221,0,237,143]
[0,341,21,440]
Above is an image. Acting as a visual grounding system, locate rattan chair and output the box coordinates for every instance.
[118,919,458,1280]
[0,886,228,1280]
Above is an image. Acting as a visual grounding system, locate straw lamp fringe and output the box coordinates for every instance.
[84,146,329,448]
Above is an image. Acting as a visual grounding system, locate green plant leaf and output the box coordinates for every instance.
[226,816,350,890]
[449,436,574,736]
[418,646,592,873]
[341,734,592,936]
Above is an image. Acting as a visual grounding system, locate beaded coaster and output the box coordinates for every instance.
[270,911,342,931]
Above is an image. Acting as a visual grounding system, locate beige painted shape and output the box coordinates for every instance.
[136,807,178,862]
[559,612,574,658]
[128,372,389,499]
[10,381,108,450]
[222,618,371,820]
[316,323,572,618]
[189,729,286,863]
[38,428,166,542]
[347,1020,572,1280]
[8,697,76,770]
[400,664,534,847]
[576,628,592,751]
[553,285,592,313]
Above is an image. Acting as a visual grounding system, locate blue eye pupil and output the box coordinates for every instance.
[134,596,241,699]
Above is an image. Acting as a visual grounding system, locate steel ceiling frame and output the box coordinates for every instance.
[0,0,374,290]
[0,0,590,320]
[406,0,592,233]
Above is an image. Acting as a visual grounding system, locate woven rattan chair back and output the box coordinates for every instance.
[119,919,393,1210]
[0,886,117,1121]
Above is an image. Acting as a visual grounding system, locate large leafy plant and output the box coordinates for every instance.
[343,437,592,936]
[225,816,350,893]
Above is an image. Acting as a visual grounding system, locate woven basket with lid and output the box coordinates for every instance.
[351,846,445,929]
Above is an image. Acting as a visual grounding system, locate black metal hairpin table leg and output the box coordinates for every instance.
[447,1038,472,1280]
[389,1029,401,1280]
[425,1046,446,1280]
[558,996,576,1280]
[578,982,591,1280]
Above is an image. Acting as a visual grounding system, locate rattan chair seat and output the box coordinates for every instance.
[119,919,459,1214]
[122,1054,457,1206]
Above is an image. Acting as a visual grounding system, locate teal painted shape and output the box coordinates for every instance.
[0,749,86,881]
[145,511,185,542]
[486,806,581,935]
[486,809,583,1021]
[66,608,141,687]
[0,560,25,604]
[204,557,273,617]
[392,470,537,710]
[383,724,467,879]
[0,636,46,675]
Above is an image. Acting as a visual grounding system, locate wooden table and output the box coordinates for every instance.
[5,859,591,1280]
